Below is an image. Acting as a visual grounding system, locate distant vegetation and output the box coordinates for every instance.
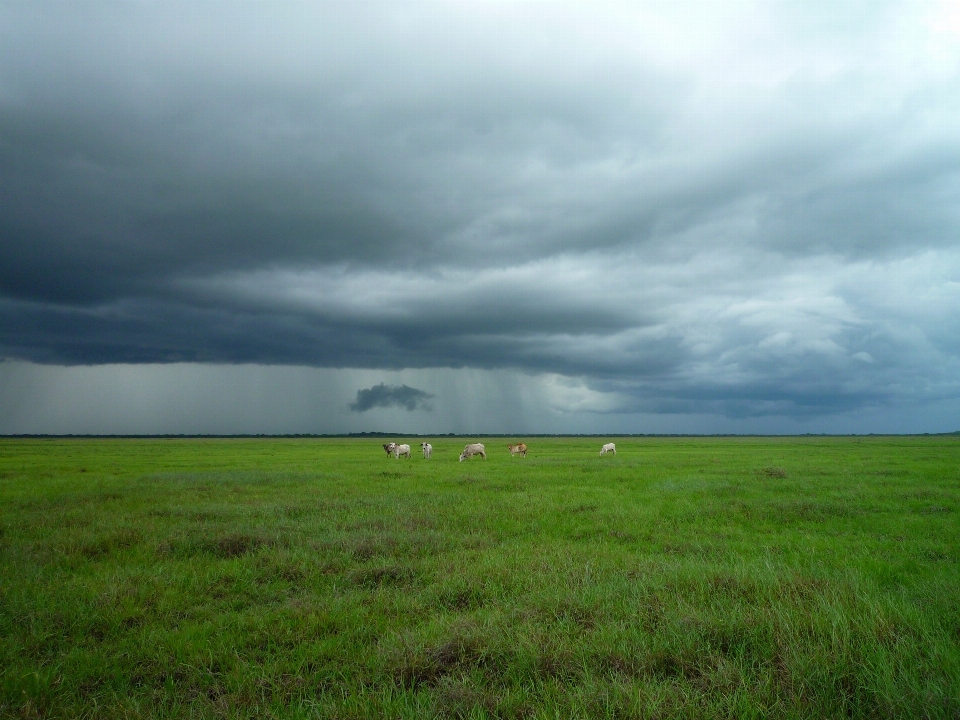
[1,437,958,718]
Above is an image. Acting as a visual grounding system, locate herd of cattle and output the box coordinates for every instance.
[381,441,617,461]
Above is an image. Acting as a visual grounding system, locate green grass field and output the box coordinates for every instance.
[1,436,959,718]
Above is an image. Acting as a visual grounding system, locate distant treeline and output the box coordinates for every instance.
[3,432,958,439]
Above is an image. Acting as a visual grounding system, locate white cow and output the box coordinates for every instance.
[395,443,411,459]
[459,443,486,462]
[600,442,616,456]
[421,442,433,459]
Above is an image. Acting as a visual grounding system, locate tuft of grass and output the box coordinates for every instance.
[761,465,788,478]
[157,531,277,559]
[349,564,416,588]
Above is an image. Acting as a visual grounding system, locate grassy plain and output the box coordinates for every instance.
[1,436,959,718]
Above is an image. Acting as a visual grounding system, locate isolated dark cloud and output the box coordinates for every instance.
[350,383,433,413]
[1,2,959,424]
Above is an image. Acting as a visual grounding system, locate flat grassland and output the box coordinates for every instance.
[1,436,959,718]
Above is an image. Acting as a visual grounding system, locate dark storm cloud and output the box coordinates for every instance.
[350,383,433,413]
[2,1,959,421]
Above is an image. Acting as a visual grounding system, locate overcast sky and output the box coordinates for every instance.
[2,1,959,435]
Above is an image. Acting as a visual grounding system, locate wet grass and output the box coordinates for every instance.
[1,436,959,718]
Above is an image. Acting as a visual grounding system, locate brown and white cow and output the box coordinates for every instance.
[382,442,397,457]
[507,443,527,457]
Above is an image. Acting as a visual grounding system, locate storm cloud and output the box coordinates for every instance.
[1,2,959,432]
[350,383,434,413]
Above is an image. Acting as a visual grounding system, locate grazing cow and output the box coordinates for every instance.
[421,442,433,459]
[507,443,527,458]
[395,443,411,459]
[382,442,397,457]
[600,442,616,456]
[459,443,486,462]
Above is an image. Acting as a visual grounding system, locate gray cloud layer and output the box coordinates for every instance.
[1,2,959,425]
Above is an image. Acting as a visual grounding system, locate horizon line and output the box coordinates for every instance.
[2,432,958,439]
